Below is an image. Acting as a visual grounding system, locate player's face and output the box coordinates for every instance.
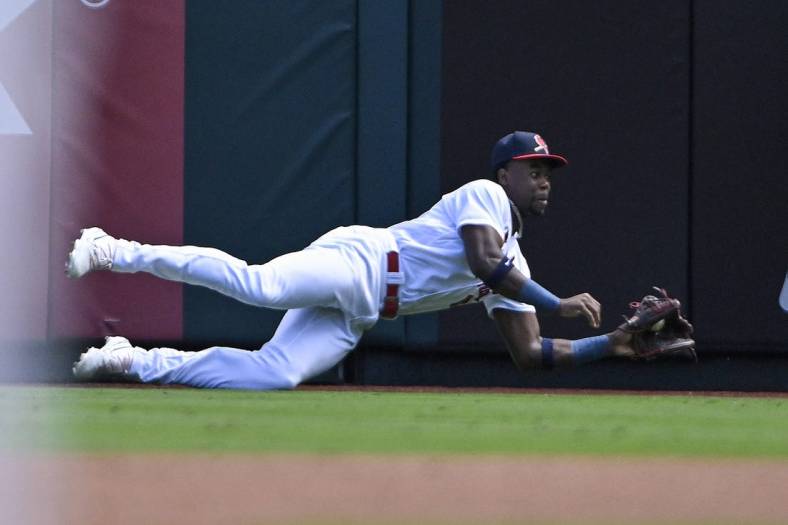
[497,159,552,216]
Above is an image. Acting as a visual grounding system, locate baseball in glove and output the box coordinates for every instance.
[619,287,696,361]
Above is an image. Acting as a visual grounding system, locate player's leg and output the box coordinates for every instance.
[74,307,365,389]
[65,227,356,311]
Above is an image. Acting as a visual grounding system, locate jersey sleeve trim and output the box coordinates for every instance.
[481,294,535,318]
[456,218,506,240]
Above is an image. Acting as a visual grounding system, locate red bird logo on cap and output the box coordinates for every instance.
[533,134,549,154]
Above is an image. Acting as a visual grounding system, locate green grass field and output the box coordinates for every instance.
[1,386,787,457]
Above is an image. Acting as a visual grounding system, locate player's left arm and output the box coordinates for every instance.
[460,224,601,328]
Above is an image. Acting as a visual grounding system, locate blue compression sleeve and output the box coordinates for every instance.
[540,338,555,369]
[517,279,561,312]
[570,335,611,365]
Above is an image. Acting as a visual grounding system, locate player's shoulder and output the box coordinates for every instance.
[459,178,503,193]
[451,179,507,200]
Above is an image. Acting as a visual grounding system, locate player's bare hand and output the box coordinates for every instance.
[558,293,602,328]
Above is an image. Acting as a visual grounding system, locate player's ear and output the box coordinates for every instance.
[496,167,508,186]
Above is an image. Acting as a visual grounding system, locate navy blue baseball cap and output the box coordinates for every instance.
[491,131,568,173]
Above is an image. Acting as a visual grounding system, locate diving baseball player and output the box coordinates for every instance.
[68,131,695,389]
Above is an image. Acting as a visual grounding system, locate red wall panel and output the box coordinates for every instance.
[49,1,184,341]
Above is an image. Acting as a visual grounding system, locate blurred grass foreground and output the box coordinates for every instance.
[1,386,787,458]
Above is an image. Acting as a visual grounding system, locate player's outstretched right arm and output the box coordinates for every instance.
[460,224,601,327]
[492,308,633,369]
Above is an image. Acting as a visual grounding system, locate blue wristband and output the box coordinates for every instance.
[517,279,561,312]
[570,335,611,365]
[540,338,555,369]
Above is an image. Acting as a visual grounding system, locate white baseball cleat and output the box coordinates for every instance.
[65,227,117,278]
[72,336,142,380]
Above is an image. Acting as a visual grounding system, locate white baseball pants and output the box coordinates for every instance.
[110,227,395,389]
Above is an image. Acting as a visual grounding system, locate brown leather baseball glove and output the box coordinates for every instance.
[619,287,696,361]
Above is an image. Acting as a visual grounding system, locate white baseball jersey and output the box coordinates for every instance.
[102,179,535,390]
[389,179,535,317]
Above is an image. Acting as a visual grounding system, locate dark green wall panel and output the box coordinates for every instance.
[184,1,356,344]
[183,1,443,349]
[356,0,409,345]
[404,0,442,347]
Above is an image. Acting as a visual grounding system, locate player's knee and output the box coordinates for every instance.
[247,270,287,308]
[250,369,301,390]
[278,375,301,390]
[275,367,305,390]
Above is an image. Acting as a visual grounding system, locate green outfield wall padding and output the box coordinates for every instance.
[403,0,442,348]
[355,0,409,346]
[182,1,443,349]
[184,1,356,344]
